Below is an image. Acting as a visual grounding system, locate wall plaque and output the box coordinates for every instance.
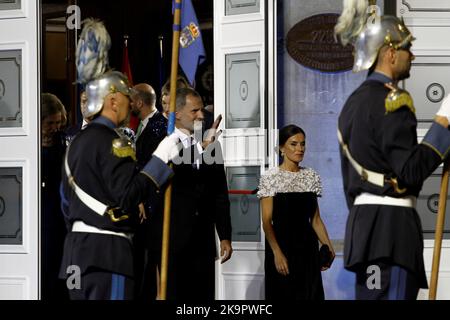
[286,13,354,73]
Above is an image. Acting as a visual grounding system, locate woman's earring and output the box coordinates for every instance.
[281,151,285,157]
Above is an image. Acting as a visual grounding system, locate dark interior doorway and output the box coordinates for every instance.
[41,0,213,126]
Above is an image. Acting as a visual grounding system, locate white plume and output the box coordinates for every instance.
[75,18,111,84]
[334,0,369,46]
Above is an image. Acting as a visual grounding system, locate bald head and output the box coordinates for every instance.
[133,83,156,106]
[131,83,157,119]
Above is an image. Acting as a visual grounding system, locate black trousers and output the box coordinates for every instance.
[355,260,419,300]
[135,248,159,301]
[68,269,134,300]
[167,252,215,301]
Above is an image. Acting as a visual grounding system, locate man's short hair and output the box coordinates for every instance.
[175,87,201,111]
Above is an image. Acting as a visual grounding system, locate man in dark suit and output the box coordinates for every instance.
[129,83,167,300]
[157,87,233,300]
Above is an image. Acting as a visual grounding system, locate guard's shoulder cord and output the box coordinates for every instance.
[384,82,415,114]
[112,128,136,161]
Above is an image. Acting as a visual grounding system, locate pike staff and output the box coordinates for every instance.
[159,0,182,300]
[429,159,450,299]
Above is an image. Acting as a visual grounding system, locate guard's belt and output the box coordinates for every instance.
[337,129,406,194]
[354,192,416,208]
[72,220,132,241]
[64,145,129,222]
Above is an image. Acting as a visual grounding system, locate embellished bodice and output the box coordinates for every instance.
[257,167,322,198]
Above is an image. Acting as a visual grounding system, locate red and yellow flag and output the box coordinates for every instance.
[122,36,139,131]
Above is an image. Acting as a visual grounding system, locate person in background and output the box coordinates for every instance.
[41,92,69,300]
[65,91,90,144]
[42,93,67,147]
[131,83,168,168]
[257,124,335,300]
[160,75,191,120]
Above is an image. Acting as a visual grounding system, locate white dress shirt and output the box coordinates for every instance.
[174,127,203,169]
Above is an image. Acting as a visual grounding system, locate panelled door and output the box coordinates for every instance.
[398,0,450,300]
[0,1,40,299]
[214,0,277,299]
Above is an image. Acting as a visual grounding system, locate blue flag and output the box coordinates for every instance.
[177,0,206,86]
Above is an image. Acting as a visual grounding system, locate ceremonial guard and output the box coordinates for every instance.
[335,0,450,299]
[59,19,179,300]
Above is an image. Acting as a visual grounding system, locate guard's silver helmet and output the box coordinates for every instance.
[352,15,415,72]
[84,70,132,119]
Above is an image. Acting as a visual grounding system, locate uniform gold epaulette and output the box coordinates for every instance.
[384,83,415,114]
[112,138,136,161]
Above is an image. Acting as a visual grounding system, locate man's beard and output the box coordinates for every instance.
[396,64,411,81]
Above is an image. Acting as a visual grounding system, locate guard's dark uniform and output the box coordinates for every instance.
[59,116,172,300]
[339,72,450,299]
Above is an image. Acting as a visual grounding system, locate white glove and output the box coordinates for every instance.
[436,94,450,123]
[152,133,181,164]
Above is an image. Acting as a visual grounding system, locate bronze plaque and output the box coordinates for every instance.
[286,13,354,73]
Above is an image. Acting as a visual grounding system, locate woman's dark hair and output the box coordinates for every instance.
[41,93,67,126]
[279,124,305,147]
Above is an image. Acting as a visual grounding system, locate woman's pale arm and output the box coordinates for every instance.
[261,197,289,276]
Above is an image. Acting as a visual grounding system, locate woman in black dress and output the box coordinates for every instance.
[258,124,335,300]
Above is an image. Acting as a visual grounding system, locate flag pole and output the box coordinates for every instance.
[159,0,182,300]
[429,158,450,299]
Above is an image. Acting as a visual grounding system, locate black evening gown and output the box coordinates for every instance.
[265,192,324,300]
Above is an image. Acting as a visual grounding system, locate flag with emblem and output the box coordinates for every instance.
[177,0,206,86]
